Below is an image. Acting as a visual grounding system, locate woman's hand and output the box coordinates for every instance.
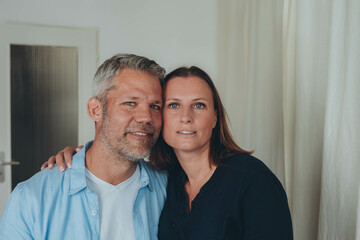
[41,145,84,172]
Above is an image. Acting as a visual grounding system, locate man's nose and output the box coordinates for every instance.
[135,105,153,124]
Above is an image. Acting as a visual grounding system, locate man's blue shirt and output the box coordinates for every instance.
[0,141,168,240]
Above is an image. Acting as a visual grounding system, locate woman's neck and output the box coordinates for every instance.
[175,148,217,210]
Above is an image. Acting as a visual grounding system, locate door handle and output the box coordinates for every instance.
[0,151,20,183]
[1,161,20,165]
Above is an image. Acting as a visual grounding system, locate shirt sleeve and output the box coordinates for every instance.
[241,171,293,239]
[0,184,34,239]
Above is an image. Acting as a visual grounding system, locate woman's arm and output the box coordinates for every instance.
[41,145,83,171]
[242,172,293,239]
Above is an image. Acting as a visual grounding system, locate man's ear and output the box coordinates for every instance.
[87,97,103,122]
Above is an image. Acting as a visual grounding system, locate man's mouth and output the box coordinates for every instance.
[128,131,153,136]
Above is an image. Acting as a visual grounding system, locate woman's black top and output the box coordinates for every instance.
[158,153,293,240]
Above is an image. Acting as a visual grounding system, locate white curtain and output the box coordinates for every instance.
[217,0,360,239]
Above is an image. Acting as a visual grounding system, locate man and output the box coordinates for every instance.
[0,54,168,239]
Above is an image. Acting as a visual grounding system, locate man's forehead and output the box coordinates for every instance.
[116,68,160,81]
[119,95,162,102]
[109,85,163,102]
[114,71,160,86]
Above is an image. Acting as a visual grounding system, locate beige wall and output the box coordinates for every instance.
[0,0,218,77]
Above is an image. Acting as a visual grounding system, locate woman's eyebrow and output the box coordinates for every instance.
[192,98,209,102]
[165,97,209,102]
[164,98,180,102]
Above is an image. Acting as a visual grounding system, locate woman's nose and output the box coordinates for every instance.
[180,108,192,123]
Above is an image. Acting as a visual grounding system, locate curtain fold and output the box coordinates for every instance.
[284,0,331,238]
[318,0,360,239]
[218,0,285,183]
[218,0,360,239]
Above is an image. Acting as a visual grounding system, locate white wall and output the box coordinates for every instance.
[0,0,218,77]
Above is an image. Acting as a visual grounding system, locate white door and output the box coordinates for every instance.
[0,23,97,215]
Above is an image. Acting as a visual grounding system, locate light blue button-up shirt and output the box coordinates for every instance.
[0,141,168,240]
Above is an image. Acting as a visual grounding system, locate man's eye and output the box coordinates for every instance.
[151,105,161,110]
[125,102,136,106]
[194,103,205,109]
[169,103,179,109]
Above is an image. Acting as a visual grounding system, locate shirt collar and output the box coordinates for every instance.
[68,141,154,194]
[138,160,154,191]
[68,141,93,195]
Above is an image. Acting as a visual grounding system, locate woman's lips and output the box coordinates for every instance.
[177,130,196,135]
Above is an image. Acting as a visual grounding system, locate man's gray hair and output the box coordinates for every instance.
[93,53,166,105]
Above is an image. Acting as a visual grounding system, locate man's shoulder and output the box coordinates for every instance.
[0,161,88,239]
[0,167,70,226]
[13,166,70,198]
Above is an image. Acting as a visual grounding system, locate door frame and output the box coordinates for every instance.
[0,23,98,215]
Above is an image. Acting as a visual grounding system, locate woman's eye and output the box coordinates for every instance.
[169,103,178,109]
[194,103,205,109]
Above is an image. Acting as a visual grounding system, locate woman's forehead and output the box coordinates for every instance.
[164,76,213,101]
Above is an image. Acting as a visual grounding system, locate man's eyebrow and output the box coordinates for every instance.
[115,96,139,101]
[116,96,162,103]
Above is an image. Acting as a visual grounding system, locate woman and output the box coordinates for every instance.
[45,66,293,239]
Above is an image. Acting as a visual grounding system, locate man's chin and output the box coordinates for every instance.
[123,153,148,163]
[119,147,151,162]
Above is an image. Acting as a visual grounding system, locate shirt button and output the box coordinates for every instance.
[92,210,98,216]
[171,224,175,228]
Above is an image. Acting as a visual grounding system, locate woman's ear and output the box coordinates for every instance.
[212,111,217,129]
[87,97,103,122]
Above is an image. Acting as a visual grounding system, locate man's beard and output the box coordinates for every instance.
[98,115,159,163]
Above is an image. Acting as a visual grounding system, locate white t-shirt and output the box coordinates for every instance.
[86,165,140,240]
